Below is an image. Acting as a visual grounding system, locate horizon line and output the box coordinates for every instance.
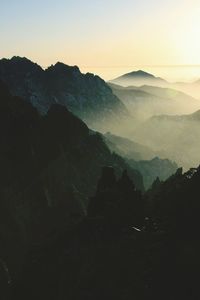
[78,65,200,68]
[2,57,200,69]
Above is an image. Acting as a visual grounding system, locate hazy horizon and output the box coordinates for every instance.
[3,54,200,83]
[80,65,200,82]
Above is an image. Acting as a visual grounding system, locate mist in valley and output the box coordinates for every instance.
[87,70,200,175]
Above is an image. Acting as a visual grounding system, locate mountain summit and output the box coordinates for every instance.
[110,70,167,87]
[116,70,155,79]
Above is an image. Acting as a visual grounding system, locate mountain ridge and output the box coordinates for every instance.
[0,56,128,132]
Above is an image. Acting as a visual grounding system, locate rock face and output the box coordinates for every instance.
[0,56,128,131]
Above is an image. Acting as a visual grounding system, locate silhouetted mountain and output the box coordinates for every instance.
[2,59,200,300]
[10,163,200,300]
[0,81,144,283]
[110,70,168,87]
[0,57,128,132]
[142,165,200,299]
[147,165,200,232]
[88,167,144,226]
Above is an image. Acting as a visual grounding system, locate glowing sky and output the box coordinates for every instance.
[1,0,200,79]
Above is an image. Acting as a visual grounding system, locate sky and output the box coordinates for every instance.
[1,0,200,80]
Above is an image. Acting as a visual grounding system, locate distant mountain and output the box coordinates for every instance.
[109,83,200,119]
[132,109,200,169]
[128,157,178,190]
[150,109,200,122]
[0,56,128,132]
[110,69,200,99]
[173,80,200,99]
[103,132,155,160]
[139,85,196,101]
[110,70,168,87]
[184,109,200,121]
[103,132,178,189]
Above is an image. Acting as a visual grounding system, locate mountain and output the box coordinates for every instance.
[139,85,198,102]
[88,166,144,226]
[2,75,199,298]
[173,80,200,99]
[132,109,200,169]
[150,109,200,122]
[147,165,200,233]
[11,156,200,300]
[109,83,200,119]
[182,109,200,121]
[104,132,155,160]
[0,56,128,132]
[110,70,168,87]
[0,80,144,281]
[128,157,178,190]
[103,132,178,189]
[110,69,200,99]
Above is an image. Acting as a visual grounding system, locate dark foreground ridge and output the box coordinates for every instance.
[7,165,200,300]
[0,80,144,299]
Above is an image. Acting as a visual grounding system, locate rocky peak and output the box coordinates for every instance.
[0,56,128,132]
[46,62,81,76]
[0,56,42,74]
